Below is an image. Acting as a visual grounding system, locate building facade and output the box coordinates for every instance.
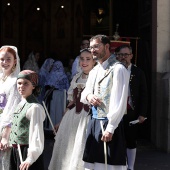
[0,0,170,152]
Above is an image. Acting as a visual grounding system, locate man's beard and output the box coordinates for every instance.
[93,55,98,61]
[93,49,106,61]
[121,60,128,67]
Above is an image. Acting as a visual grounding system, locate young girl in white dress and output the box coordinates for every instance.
[48,49,96,170]
[0,45,21,170]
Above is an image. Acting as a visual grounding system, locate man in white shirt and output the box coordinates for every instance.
[71,39,90,78]
[81,35,130,170]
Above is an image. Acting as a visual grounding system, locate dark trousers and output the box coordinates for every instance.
[10,145,44,170]
[123,109,139,149]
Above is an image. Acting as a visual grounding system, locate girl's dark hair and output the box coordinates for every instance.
[80,48,91,54]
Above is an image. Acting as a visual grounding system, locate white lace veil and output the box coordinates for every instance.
[0,45,20,77]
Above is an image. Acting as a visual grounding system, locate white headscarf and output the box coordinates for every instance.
[23,51,39,73]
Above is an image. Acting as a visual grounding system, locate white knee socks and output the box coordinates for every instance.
[127,148,136,170]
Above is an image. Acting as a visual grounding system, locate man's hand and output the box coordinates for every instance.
[87,94,102,106]
[138,116,146,123]
[19,161,31,170]
[101,131,113,142]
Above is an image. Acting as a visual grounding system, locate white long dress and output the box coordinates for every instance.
[0,76,21,170]
[0,45,21,170]
[48,72,90,170]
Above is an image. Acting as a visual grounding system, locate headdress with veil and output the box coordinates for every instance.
[23,51,39,73]
[38,58,54,87]
[45,61,70,91]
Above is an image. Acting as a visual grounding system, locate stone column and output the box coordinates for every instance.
[151,0,170,152]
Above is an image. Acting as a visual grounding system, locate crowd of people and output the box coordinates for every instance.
[0,34,148,170]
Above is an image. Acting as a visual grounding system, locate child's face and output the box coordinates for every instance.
[17,78,35,98]
[0,51,16,74]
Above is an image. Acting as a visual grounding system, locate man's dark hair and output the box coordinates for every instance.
[90,34,110,46]
[115,44,132,53]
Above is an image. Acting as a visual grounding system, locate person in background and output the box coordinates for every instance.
[23,51,40,73]
[0,45,21,170]
[45,60,69,91]
[80,35,130,170]
[1,70,46,170]
[48,49,96,170]
[115,44,148,170]
[65,57,74,82]
[44,61,69,131]
[71,39,90,78]
[38,58,55,103]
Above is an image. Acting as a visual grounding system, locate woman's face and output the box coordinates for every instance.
[79,51,95,74]
[17,78,35,98]
[0,51,16,74]
[34,53,40,62]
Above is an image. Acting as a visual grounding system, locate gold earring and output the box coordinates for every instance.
[12,65,16,72]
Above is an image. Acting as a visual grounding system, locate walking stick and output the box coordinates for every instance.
[100,120,108,170]
[17,144,23,163]
[63,89,66,111]
[42,101,57,135]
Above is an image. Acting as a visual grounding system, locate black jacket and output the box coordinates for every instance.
[129,64,148,117]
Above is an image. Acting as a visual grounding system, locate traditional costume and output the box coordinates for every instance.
[38,58,54,103]
[44,61,69,130]
[81,55,130,170]
[124,63,148,170]
[9,70,46,170]
[48,72,91,170]
[0,45,21,170]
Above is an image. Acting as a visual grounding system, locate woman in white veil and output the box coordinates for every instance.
[0,45,21,170]
[23,51,40,73]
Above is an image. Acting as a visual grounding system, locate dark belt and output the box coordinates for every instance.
[12,144,28,148]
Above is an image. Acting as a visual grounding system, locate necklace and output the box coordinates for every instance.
[82,72,89,79]
[0,73,12,83]
[1,75,9,82]
[83,72,88,75]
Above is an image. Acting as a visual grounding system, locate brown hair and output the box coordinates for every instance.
[0,47,16,59]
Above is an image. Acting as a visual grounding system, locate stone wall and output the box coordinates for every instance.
[151,0,170,152]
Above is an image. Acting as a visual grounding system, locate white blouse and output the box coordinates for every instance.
[81,60,130,134]
[18,100,46,165]
[0,75,21,129]
[67,72,87,102]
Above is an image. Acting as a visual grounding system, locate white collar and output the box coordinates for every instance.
[128,63,132,71]
[99,57,110,70]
